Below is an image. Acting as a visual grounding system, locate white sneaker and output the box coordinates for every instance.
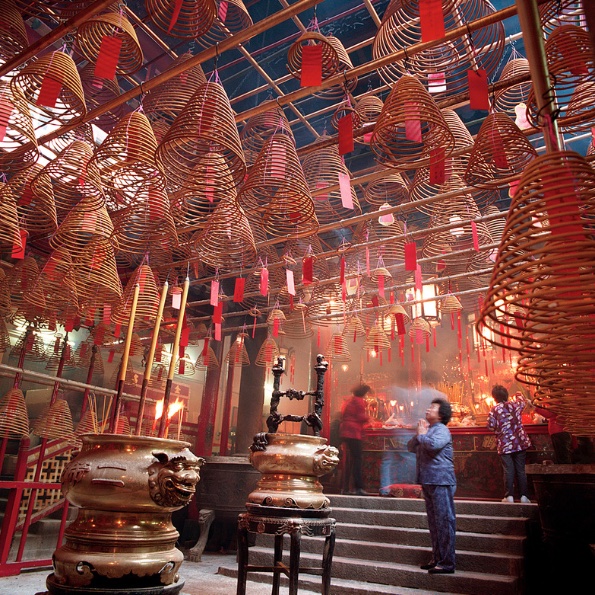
[520,496,531,503]
[502,496,514,503]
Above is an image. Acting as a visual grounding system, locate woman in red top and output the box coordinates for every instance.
[340,384,371,495]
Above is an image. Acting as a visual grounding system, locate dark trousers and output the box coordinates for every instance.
[551,431,573,464]
[341,438,363,492]
[500,450,528,498]
[422,484,456,571]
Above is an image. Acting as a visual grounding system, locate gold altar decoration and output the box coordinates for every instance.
[0,388,29,437]
[493,58,533,117]
[225,333,250,367]
[0,182,22,251]
[255,336,280,368]
[90,111,165,209]
[238,133,318,239]
[75,7,143,75]
[0,0,28,62]
[478,150,595,434]
[240,105,294,167]
[11,164,58,241]
[302,135,361,225]
[111,263,160,325]
[145,0,216,39]
[10,50,85,126]
[155,81,246,192]
[371,74,455,171]
[464,112,537,188]
[373,0,504,94]
[0,81,38,172]
[79,63,124,130]
[326,333,351,362]
[193,193,256,271]
[143,51,207,127]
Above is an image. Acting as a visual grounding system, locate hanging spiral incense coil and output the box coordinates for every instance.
[408,317,431,342]
[112,263,161,326]
[0,0,29,63]
[31,140,104,220]
[255,336,280,367]
[364,173,409,207]
[46,122,94,159]
[316,36,357,100]
[302,135,361,224]
[493,58,533,117]
[196,342,220,369]
[562,81,595,134]
[192,0,253,49]
[306,283,345,327]
[287,31,340,84]
[464,112,537,189]
[90,111,165,209]
[193,193,257,271]
[240,105,294,167]
[225,333,251,367]
[342,315,366,340]
[371,75,455,171]
[79,63,124,129]
[144,0,216,39]
[6,255,39,309]
[143,52,207,127]
[326,333,351,362]
[364,323,391,351]
[354,94,384,144]
[0,388,29,437]
[10,328,46,361]
[282,308,313,339]
[0,182,23,251]
[10,50,86,126]
[238,133,317,239]
[373,0,504,95]
[0,82,39,172]
[76,8,143,75]
[155,81,246,192]
[539,0,585,37]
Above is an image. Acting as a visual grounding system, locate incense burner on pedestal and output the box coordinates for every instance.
[46,434,204,595]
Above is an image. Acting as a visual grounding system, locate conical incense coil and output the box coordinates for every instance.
[326,333,351,362]
[0,269,11,317]
[255,336,280,367]
[302,135,361,225]
[371,75,455,171]
[559,81,595,135]
[238,133,317,239]
[31,397,74,440]
[109,359,138,386]
[45,337,78,372]
[72,240,123,308]
[160,352,196,377]
[287,30,341,84]
[483,205,506,246]
[6,255,39,309]
[240,105,294,167]
[408,317,431,342]
[441,294,463,313]
[193,193,256,271]
[10,164,57,239]
[0,182,23,252]
[285,234,330,286]
[111,263,160,325]
[225,333,250,367]
[267,308,286,326]
[493,58,533,117]
[10,329,47,362]
[306,283,345,327]
[117,332,144,357]
[0,388,29,437]
[195,343,220,369]
[75,408,98,436]
[372,0,504,94]
[10,50,86,126]
[145,0,215,39]
[282,308,313,339]
[49,198,115,253]
[90,111,165,209]
[31,140,104,219]
[464,112,537,189]
[75,8,142,75]
[316,36,357,100]
[369,218,406,271]
[387,303,411,325]
[0,81,39,172]
[0,317,10,351]
[24,250,78,312]
[191,0,253,49]
[156,81,246,192]
[75,342,105,376]
[342,315,366,340]
[539,0,585,36]
[0,0,29,62]
[364,173,408,207]
[79,63,125,130]
[46,122,95,159]
[354,94,383,143]
[144,52,207,126]
[364,323,391,350]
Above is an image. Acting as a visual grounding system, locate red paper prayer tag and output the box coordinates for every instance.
[180,325,190,348]
[0,94,13,142]
[286,268,295,296]
[270,142,286,179]
[11,229,27,259]
[273,318,280,337]
[429,147,446,184]
[210,280,219,306]
[468,69,489,110]
[18,184,33,206]
[404,102,422,142]
[94,36,123,79]
[300,44,322,87]
[114,323,121,338]
[233,277,245,302]
[37,75,62,108]
[420,0,445,42]
[260,268,269,296]
[338,113,354,155]
[404,242,417,271]
[213,301,223,324]
[340,255,345,283]
[171,287,182,309]
[490,128,509,168]
[107,349,115,363]
[218,0,228,22]
[471,221,480,251]
[428,72,446,94]
[168,0,184,32]
[338,172,353,209]
[302,256,313,284]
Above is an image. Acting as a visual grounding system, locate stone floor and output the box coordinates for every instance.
[0,552,321,595]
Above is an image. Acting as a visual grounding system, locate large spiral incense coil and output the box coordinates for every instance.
[408,317,431,342]
[5,256,39,313]
[238,133,317,239]
[143,52,207,127]
[10,50,86,126]
[364,173,408,207]
[526,25,594,132]
[10,328,46,361]
[343,315,366,341]
[195,343,220,369]
[0,182,23,251]
[285,234,330,286]
[0,82,38,172]
[79,63,124,130]
[111,263,161,325]
[50,1,101,21]
[145,0,216,39]
[354,95,384,144]
[155,81,245,192]
[373,0,504,95]
[364,323,391,351]
[192,0,253,50]
[315,36,357,100]
[71,240,122,310]
[287,31,340,85]
[282,307,313,339]
[464,112,537,189]
[478,150,595,431]
[90,111,165,209]
[240,105,294,167]
[326,333,351,362]
[76,8,143,75]
[0,317,10,351]
[0,389,29,437]
[539,0,585,37]
[225,333,250,367]
[0,0,29,63]
[302,135,361,225]
[483,204,506,247]
[493,58,533,118]
[371,75,455,171]
[255,336,280,367]
[306,283,345,327]
[31,140,104,220]
[46,122,94,159]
